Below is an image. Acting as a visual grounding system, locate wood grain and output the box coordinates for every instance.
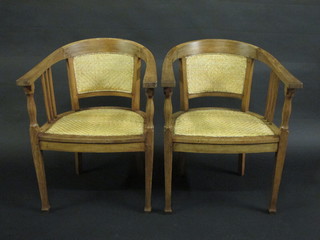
[17,38,157,212]
[162,39,302,213]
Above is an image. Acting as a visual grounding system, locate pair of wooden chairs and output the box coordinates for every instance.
[16,38,302,213]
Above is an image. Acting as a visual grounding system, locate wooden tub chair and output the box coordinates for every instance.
[16,38,157,212]
[162,39,302,213]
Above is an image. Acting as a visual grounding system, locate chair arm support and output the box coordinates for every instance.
[257,49,303,89]
[280,88,295,130]
[16,48,65,87]
[164,87,173,128]
[145,88,155,129]
[23,85,39,129]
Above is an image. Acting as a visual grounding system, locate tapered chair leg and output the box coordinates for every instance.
[164,133,173,213]
[238,153,246,176]
[144,130,154,212]
[269,152,286,213]
[31,146,50,211]
[144,148,153,212]
[269,131,288,213]
[75,152,82,175]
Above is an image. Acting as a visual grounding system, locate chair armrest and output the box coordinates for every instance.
[161,48,177,88]
[257,48,303,89]
[140,47,157,89]
[16,48,65,87]
[17,49,62,123]
[161,41,304,90]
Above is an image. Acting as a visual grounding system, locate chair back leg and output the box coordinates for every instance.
[238,153,246,176]
[75,152,82,175]
[164,129,173,213]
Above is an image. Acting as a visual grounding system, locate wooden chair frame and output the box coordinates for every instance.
[17,38,157,212]
[161,39,303,213]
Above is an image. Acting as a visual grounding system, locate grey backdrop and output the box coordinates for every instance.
[1,1,319,239]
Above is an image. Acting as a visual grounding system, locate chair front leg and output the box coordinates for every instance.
[30,128,50,211]
[144,130,154,212]
[164,87,173,212]
[144,88,154,212]
[269,88,295,213]
[24,85,50,211]
[164,129,173,213]
[269,130,288,213]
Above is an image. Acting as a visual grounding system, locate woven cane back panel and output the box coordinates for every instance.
[73,53,134,94]
[174,109,274,137]
[46,109,144,136]
[186,53,247,95]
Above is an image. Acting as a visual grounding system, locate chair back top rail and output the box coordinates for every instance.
[16,38,157,88]
[161,39,302,89]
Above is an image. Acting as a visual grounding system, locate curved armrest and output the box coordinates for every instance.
[257,49,303,89]
[139,47,157,89]
[161,47,179,88]
[161,39,303,90]
[16,38,158,88]
[16,48,65,87]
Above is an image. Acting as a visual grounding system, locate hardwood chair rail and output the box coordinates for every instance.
[161,39,303,89]
[16,38,157,88]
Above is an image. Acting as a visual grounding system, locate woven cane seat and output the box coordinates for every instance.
[46,109,144,136]
[174,109,275,137]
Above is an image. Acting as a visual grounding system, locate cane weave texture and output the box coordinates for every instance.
[174,109,274,137]
[46,109,144,136]
[73,53,134,94]
[186,53,247,95]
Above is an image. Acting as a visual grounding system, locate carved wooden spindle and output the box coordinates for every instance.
[24,85,38,128]
[265,71,280,122]
[241,58,254,112]
[41,67,57,122]
[280,88,295,130]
